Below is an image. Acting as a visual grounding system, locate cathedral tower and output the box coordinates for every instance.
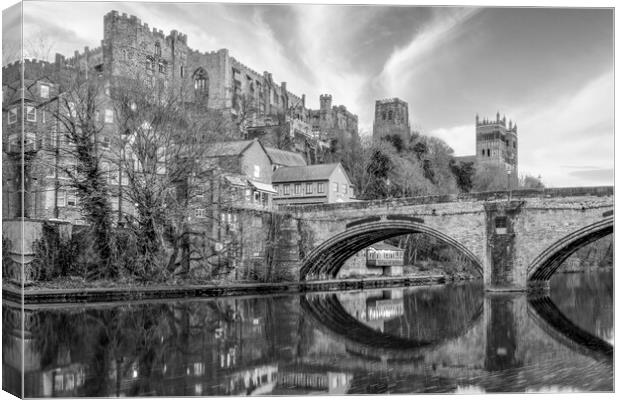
[372,98,410,140]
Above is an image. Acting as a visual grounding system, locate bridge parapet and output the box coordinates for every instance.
[280,186,613,214]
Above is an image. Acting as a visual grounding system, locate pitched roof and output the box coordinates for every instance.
[203,140,254,157]
[272,163,341,183]
[265,147,307,167]
[368,242,403,251]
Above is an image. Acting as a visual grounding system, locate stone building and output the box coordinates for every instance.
[454,112,519,188]
[308,94,359,142]
[475,112,519,187]
[372,98,411,140]
[2,10,359,222]
[271,163,355,206]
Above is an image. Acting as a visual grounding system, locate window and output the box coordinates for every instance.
[42,111,46,123]
[193,68,209,92]
[513,141,516,149]
[158,62,166,74]
[343,184,348,194]
[306,183,313,194]
[146,58,154,75]
[49,125,57,148]
[154,42,161,56]
[495,216,507,234]
[195,209,206,218]
[102,161,110,180]
[388,110,393,120]
[283,185,290,195]
[101,136,110,148]
[26,106,36,122]
[333,182,338,192]
[273,185,279,194]
[67,102,76,117]
[253,165,260,178]
[57,191,66,207]
[67,192,77,207]
[8,107,17,124]
[104,109,113,123]
[253,191,260,202]
[294,184,300,195]
[382,112,386,120]
[40,84,49,99]
[317,183,325,193]
[180,66,185,78]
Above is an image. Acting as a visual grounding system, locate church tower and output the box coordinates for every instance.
[475,112,519,187]
[372,98,411,140]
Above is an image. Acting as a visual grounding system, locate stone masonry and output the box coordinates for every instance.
[281,187,613,291]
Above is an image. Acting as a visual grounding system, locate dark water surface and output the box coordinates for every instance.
[3,270,613,396]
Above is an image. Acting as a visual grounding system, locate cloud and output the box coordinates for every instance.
[376,8,479,96]
[516,70,613,186]
[569,169,613,183]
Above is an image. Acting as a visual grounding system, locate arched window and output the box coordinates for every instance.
[154,41,161,57]
[193,68,209,99]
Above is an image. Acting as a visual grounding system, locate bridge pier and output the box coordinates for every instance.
[484,201,527,292]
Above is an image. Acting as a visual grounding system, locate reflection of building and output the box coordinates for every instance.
[272,162,355,205]
[276,368,353,395]
[366,242,405,276]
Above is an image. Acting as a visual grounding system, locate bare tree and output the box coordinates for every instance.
[110,72,231,278]
[42,72,116,277]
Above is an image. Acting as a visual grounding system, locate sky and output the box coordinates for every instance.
[3,1,614,187]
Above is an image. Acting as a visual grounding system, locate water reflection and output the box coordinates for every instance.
[2,272,613,396]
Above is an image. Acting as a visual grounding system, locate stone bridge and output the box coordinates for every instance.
[278,186,613,291]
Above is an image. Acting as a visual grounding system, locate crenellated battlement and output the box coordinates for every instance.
[476,112,518,133]
[230,57,262,80]
[104,10,187,45]
[376,97,406,105]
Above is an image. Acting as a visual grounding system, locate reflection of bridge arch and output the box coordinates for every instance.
[300,292,483,361]
[527,217,613,284]
[527,295,613,363]
[300,220,483,281]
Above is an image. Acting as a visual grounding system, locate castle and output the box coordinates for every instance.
[2,10,360,222]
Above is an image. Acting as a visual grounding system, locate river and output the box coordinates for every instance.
[2,270,613,396]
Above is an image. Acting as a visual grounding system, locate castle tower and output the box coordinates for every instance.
[476,112,519,187]
[372,98,410,140]
[319,94,332,111]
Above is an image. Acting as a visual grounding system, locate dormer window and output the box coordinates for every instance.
[40,84,49,99]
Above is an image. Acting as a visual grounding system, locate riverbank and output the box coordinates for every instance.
[3,274,449,305]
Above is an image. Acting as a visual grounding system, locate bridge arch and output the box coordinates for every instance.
[527,295,613,363]
[300,220,483,281]
[527,217,613,285]
[301,291,483,361]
